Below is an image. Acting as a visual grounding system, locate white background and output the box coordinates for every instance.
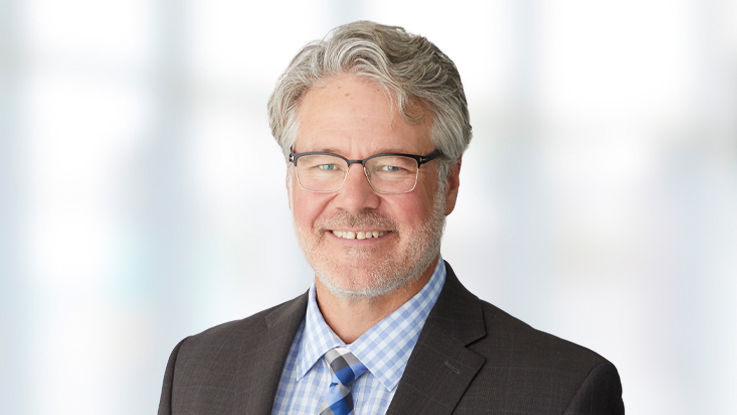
[1,0,736,413]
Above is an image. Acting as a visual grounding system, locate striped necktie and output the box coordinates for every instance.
[318,347,368,415]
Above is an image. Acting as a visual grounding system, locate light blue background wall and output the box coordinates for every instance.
[1,0,736,413]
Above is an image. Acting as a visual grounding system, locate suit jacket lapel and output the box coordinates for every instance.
[387,262,487,415]
[234,292,308,414]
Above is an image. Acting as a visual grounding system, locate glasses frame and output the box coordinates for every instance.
[288,149,443,194]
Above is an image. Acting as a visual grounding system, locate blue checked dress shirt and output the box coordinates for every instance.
[271,258,447,415]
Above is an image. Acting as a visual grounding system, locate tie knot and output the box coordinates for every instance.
[323,347,367,386]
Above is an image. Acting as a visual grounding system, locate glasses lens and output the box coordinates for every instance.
[295,154,347,192]
[365,155,418,194]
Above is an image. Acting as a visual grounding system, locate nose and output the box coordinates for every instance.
[333,164,381,212]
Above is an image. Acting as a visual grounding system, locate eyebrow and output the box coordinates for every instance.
[314,147,344,154]
[292,145,340,153]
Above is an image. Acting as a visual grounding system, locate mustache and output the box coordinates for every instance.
[317,210,397,230]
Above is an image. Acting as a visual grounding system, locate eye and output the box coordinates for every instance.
[379,165,402,172]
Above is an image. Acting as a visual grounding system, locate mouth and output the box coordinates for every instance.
[330,230,391,240]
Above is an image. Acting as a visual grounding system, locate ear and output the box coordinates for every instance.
[443,156,461,215]
[286,165,293,211]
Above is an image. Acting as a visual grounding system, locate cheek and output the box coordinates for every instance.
[412,180,440,216]
[384,193,435,228]
[291,188,331,228]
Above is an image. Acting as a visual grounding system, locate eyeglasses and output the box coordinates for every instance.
[288,149,443,194]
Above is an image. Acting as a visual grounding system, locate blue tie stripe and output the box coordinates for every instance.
[329,396,352,414]
[334,364,361,385]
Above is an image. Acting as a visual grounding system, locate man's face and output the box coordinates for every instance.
[288,73,459,299]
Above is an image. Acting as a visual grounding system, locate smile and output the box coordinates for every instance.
[331,230,389,240]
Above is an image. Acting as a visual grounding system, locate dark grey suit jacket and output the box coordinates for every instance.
[158,262,624,414]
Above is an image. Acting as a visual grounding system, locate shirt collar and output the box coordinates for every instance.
[294,257,447,391]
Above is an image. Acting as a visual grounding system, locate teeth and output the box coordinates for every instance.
[332,230,387,240]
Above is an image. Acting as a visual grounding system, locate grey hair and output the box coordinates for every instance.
[267,20,472,168]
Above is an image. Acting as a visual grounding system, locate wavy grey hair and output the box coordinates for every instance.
[267,20,472,174]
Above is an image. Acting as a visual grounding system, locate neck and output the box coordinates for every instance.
[314,256,439,344]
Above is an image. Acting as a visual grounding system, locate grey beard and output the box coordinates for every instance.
[314,186,447,300]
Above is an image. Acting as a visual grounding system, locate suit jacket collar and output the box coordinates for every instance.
[236,292,308,414]
[386,261,487,414]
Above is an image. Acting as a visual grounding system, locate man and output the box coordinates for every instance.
[158,21,624,414]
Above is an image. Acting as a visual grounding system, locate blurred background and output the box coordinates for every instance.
[1,0,736,413]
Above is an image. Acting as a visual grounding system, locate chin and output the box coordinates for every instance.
[313,246,439,300]
[315,268,416,300]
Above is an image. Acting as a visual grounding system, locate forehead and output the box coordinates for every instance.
[294,73,432,154]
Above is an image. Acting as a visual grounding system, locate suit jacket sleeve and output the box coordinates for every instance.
[563,361,624,415]
[158,337,188,415]
[155,294,307,414]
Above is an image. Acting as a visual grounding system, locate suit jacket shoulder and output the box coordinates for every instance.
[387,262,624,414]
[158,293,308,415]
